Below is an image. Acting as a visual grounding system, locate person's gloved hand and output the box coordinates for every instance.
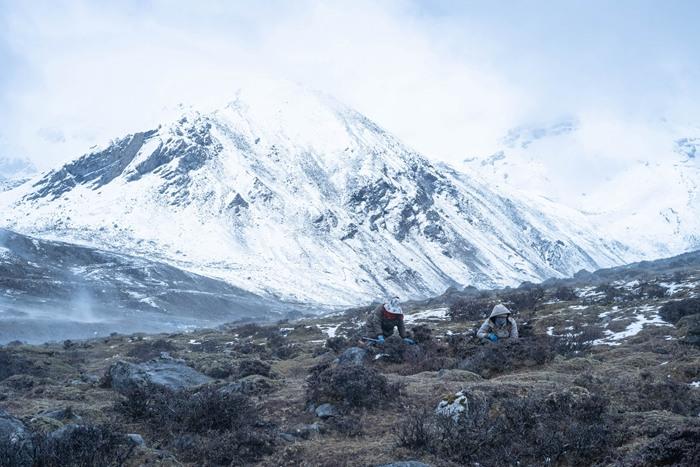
[487,333,498,342]
[377,335,385,344]
[403,338,416,345]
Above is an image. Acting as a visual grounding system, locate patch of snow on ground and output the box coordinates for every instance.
[404,307,449,324]
[570,305,589,310]
[690,381,700,388]
[576,286,604,299]
[659,281,698,296]
[593,309,672,345]
[319,324,341,338]
[546,326,554,336]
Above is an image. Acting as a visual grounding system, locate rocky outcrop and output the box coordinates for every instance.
[107,359,213,393]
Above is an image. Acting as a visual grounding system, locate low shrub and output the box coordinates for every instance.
[398,388,616,466]
[0,349,44,382]
[660,297,700,324]
[116,384,275,464]
[325,336,350,353]
[612,425,700,466]
[237,359,271,378]
[448,298,493,321]
[410,325,432,344]
[554,286,578,302]
[457,336,557,378]
[0,424,135,467]
[306,363,399,409]
[126,339,177,361]
[499,285,545,312]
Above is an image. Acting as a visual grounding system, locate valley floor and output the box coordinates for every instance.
[1,261,700,466]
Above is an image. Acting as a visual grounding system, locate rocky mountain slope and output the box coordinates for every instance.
[1,250,698,466]
[463,118,700,258]
[0,83,635,307]
[0,228,298,344]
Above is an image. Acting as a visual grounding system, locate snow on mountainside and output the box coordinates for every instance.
[0,83,636,307]
[463,119,700,258]
[0,156,37,192]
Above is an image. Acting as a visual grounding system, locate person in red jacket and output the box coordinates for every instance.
[365,297,415,344]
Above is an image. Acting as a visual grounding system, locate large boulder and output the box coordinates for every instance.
[0,408,33,466]
[107,360,213,393]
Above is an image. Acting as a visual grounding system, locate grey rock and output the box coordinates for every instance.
[294,422,321,439]
[39,406,82,422]
[315,403,338,419]
[337,347,368,366]
[108,360,213,394]
[0,409,32,463]
[0,409,29,443]
[127,433,145,446]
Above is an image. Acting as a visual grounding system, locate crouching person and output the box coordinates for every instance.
[477,304,518,342]
[365,297,415,345]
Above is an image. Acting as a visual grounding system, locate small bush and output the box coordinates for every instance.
[554,286,578,302]
[237,359,271,378]
[637,282,668,299]
[116,383,275,463]
[411,325,432,344]
[307,363,399,409]
[499,286,545,312]
[448,298,493,321]
[267,333,299,359]
[126,339,177,361]
[660,297,700,324]
[0,350,44,382]
[613,425,700,466]
[0,424,135,467]
[325,336,350,353]
[398,389,615,466]
[458,336,557,377]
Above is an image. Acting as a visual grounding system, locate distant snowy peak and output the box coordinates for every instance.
[1,83,635,306]
[462,119,700,259]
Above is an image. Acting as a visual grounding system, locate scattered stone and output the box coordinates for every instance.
[127,433,146,446]
[337,347,368,366]
[107,359,213,394]
[293,422,322,439]
[38,406,82,422]
[0,408,31,447]
[435,391,468,421]
[315,403,338,419]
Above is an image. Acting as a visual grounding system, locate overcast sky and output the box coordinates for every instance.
[1,0,699,171]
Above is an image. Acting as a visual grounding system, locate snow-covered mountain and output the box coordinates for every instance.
[462,119,700,259]
[0,83,635,307]
[0,156,37,192]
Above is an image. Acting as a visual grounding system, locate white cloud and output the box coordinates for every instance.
[0,0,698,171]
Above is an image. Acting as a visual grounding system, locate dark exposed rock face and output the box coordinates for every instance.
[0,409,32,466]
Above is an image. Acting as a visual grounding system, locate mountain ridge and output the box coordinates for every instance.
[0,83,636,306]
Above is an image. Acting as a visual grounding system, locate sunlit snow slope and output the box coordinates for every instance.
[0,83,635,306]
